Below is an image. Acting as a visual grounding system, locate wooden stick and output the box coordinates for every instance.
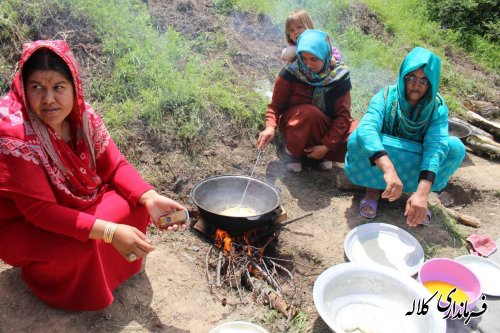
[466,135,500,159]
[216,251,223,287]
[444,208,481,228]
[279,212,313,227]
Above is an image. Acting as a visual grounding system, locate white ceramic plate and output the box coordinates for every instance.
[313,263,446,333]
[209,321,269,333]
[344,222,424,276]
[455,255,500,296]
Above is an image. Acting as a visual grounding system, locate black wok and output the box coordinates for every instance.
[190,175,281,234]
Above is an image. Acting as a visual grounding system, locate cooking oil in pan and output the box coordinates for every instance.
[219,206,257,217]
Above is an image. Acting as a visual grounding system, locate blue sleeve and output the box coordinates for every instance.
[357,88,387,156]
[421,100,449,174]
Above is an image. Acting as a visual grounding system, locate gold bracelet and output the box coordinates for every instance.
[103,222,117,243]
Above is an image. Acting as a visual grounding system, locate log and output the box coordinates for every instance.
[444,208,481,228]
[466,134,500,160]
[250,278,298,319]
[267,290,298,319]
[450,117,493,140]
[466,111,500,140]
[470,100,499,119]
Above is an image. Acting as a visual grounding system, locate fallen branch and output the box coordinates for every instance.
[466,111,500,141]
[450,117,493,140]
[468,100,499,119]
[216,251,223,287]
[466,135,500,160]
[444,208,481,228]
[250,277,298,320]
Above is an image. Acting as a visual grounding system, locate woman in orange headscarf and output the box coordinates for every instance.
[0,40,186,310]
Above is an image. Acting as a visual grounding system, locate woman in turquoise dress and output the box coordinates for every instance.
[345,47,465,227]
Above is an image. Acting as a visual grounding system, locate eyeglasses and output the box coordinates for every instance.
[405,75,430,87]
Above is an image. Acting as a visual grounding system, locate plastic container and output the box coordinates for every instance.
[418,258,481,311]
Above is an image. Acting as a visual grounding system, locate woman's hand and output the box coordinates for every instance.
[256,127,275,150]
[374,155,403,201]
[139,190,188,231]
[381,169,403,201]
[304,145,329,160]
[112,224,155,261]
[405,180,432,227]
[90,219,154,262]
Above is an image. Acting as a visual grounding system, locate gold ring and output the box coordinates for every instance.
[128,253,138,261]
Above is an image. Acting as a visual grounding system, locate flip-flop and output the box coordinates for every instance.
[421,209,432,226]
[359,198,378,219]
[286,162,302,173]
[318,160,333,171]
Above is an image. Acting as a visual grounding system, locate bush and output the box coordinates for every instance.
[426,0,499,42]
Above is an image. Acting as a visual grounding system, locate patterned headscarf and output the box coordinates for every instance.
[285,29,350,112]
[382,47,444,141]
[0,40,110,207]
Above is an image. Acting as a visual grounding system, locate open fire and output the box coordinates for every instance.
[200,213,301,323]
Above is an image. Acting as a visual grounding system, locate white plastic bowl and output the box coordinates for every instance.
[313,263,446,333]
[208,321,269,333]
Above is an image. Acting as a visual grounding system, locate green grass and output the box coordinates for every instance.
[235,0,498,119]
[2,0,498,145]
[66,0,267,140]
[1,0,268,143]
[290,311,309,333]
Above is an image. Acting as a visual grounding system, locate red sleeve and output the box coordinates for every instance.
[96,140,154,205]
[321,92,352,152]
[109,161,154,205]
[11,192,95,242]
[265,76,293,129]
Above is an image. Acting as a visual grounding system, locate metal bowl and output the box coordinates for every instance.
[449,119,472,139]
[313,263,447,333]
[190,175,281,233]
[209,321,269,333]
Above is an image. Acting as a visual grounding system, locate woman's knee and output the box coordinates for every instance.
[447,136,466,161]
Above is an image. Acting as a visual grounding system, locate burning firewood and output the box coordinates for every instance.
[204,227,301,323]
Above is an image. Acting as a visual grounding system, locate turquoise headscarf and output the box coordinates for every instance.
[382,47,444,141]
[285,29,349,112]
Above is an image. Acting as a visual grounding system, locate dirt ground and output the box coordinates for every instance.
[1,1,499,333]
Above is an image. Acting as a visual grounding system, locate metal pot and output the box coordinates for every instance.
[190,175,281,234]
[449,119,472,142]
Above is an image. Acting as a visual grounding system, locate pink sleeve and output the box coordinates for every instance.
[332,47,342,62]
[10,192,95,242]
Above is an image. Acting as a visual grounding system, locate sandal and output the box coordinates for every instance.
[284,147,302,172]
[318,160,333,171]
[421,209,432,226]
[359,198,378,219]
[286,162,302,173]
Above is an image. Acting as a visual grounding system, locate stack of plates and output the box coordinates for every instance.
[344,222,424,276]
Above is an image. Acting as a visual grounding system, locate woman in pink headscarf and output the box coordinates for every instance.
[0,40,186,310]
